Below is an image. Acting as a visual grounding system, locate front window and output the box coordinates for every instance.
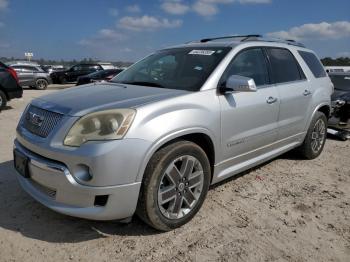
[112,47,231,91]
[220,48,270,87]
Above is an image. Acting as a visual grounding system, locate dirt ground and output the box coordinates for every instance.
[0,86,349,262]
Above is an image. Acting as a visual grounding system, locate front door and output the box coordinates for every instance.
[219,48,280,162]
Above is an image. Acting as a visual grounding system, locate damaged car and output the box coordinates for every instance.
[328,72,350,140]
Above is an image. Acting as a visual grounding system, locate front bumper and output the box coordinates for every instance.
[14,141,142,220]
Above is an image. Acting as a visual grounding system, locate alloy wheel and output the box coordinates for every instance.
[158,155,204,220]
[311,119,326,153]
[37,79,47,89]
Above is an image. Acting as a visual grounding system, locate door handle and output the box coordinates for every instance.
[303,90,312,96]
[266,96,278,104]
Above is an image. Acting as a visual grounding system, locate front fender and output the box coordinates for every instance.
[127,90,221,182]
[134,127,217,182]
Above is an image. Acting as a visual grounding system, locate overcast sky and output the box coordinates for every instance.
[0,0,349,61]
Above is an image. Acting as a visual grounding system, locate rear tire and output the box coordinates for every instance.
[0,90,7,111]
[136,140,211,231]
[298,111,327,159]
[35,79,48,90]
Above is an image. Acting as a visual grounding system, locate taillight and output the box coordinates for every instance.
[7,67,19,83]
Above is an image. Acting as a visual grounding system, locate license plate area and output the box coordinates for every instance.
[14,149,30,178]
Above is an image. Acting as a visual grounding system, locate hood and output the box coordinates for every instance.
[32,82,188,116]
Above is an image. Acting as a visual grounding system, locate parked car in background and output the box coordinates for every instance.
[13,35,332,231]
[325,66,350,73]
[76,69,123,86]
[328,72,350,131]
[51,63,115,84]
[0,61,22,110]
[10,64,52,90]
[97,62,115,70]
[6,61,40,67]
[41,65,66,74]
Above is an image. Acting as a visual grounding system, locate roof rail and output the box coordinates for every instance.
[264,37,306,47]
[192,34,305,48]
[200,35,262,43]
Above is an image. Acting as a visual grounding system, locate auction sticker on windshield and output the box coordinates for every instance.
[189,50,215,55]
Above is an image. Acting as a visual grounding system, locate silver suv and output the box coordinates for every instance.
[14,35,333,231]
[10,63,52,90]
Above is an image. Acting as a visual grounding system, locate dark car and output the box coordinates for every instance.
[41,65,67,74]
[10,64,52,90]
[50,63,114,84]
[76,69,123,86]
[328,72,350,131]
[0,62,23,111]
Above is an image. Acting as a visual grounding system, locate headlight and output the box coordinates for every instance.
[64,109,136,147]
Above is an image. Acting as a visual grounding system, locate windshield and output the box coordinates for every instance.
[111,47,231,91]
[330,74,350,91]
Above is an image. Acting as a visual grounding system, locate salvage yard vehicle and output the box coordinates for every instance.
[14,35,333,231]
[0,61,23,111]
[50,62,115,84]
[41,65,66,75]
[10,64,52,90]
[328,72,350,140]
[76,69,123,86]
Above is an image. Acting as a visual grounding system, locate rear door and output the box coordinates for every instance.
[266,47,311,140]
[219,47,280,162]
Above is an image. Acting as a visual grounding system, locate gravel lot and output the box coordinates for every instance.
[0,86,349,262]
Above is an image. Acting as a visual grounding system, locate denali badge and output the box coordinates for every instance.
[27,112,44,127]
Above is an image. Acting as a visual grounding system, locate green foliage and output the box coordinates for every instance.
[321,57,350,66]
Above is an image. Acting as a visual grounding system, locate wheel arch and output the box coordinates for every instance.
[135,128,216,183]
[35,77,49,83]
[317,104,331,118]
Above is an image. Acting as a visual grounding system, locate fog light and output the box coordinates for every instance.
[94,195,109,206]
[73,164,93,182]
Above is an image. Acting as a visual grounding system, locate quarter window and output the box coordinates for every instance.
[298,51,327,78]
[221,48,270,87]
[267,48,304,84]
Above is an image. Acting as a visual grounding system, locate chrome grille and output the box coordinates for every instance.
[22,105,63,138]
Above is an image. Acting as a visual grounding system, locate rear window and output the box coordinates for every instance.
[298,51,327,78]
[267,48,305,84]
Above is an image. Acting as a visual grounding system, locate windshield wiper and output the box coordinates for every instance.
[118,81,166,89]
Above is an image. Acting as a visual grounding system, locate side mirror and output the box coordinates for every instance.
[220,75,257,94]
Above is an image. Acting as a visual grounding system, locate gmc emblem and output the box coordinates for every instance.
[27,112,44,127]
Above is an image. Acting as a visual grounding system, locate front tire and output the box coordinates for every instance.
[35,79,48,90]
[0,90,7,111]
[137,140,211,231]
[298,111,327,159]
